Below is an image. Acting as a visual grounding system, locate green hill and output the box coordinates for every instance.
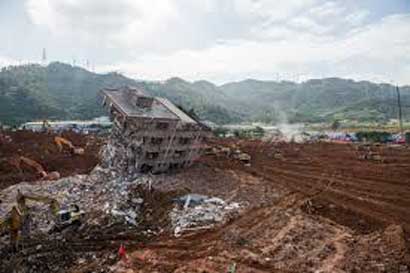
[0,62,409,125]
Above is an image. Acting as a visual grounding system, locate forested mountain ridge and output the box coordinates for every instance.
[0,62,409,125]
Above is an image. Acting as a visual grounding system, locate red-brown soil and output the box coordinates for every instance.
[2,135,410,273]
[0,130,103,191]
[223,140,410,234]
[109,139,410,273]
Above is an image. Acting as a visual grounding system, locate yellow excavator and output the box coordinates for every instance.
[0,190,85,248]
[8,156,60,181]
[54,136,85,155]
[0,206,22,248]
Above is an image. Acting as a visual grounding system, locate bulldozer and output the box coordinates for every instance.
[54,136,85,155]
[237,153,251,165]
[0,190,85,248]
[232,151,251,166]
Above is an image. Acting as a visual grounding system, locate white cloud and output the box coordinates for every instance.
[308,1,345,17]
[25,0,335,51]
[0,56,19,67]
[25,0,410,85]
[96,14,410,85]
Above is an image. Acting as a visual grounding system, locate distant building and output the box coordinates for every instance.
[100,86,211,174]
[19,118,112,133]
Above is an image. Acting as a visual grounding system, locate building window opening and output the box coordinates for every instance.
[140,164,153,173]
[174,150,186,158]
[151,137,163,145]
[146,152,159,159]
[156,122,169,130]
[179,137,191,145]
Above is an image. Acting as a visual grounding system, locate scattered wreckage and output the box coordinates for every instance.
[170,194,242,237]
[0,190,85,248]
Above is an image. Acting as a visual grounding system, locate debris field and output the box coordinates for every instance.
[1,132,410,273]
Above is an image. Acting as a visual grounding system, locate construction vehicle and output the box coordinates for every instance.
[358,150,384,162]
[8,156,60,181]
[0,206,23,248]
[54,136,85,155]
[232,151,251,165]
[237,153,251,165]
[42,119,51,133]
[0,190,85,248]
[356,144,384,162]
[204,145,216,155]
[220,147,232,157]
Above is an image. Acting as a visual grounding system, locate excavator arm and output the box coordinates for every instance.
[9,156,47,178]
[9,156,60,181]
[1,191,84,247]
[19,156,47,178]
[16,190,84,228]
[54,136,84,155]
[54,136,75,152]
[0,206,23,247]
[17,190,61,216]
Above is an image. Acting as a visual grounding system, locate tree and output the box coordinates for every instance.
[213,127,228,138]
[253,126,265,137]
[331,120,341,130]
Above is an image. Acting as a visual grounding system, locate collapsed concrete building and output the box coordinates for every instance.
[100,86,211,175]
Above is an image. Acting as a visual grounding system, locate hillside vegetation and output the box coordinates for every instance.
[0,62,409,125]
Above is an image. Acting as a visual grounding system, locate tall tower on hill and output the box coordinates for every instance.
[41,48,47,65]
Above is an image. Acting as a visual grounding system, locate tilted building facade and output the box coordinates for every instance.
[100,86,211,174]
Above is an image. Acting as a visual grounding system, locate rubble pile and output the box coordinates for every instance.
[100,125,143,178]
[170,194,242,237]
[0,166,152,236]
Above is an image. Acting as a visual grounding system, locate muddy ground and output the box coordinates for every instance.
[230,140,410,234]
[0,131,103,190]
[127,139,410,273]
[1,134,410,272]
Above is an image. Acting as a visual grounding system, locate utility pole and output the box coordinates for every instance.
[396,85,404,135]
[42,48,47,65]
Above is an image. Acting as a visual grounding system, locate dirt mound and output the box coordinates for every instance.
[0,130,103,191]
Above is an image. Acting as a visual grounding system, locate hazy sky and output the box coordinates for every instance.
[1,0,409,84]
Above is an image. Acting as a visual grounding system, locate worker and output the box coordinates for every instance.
[54,136,85,155]
[118,244,128,263]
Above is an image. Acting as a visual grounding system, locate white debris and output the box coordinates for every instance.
[0,166,150,234]
[170,195,242,237]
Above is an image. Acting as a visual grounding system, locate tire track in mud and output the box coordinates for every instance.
[261,164,410,211]
[316,231,349,273]
[229,142,410,233]
[253,165,409,230]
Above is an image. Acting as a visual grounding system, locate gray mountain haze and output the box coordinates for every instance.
[0,62,409,126]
